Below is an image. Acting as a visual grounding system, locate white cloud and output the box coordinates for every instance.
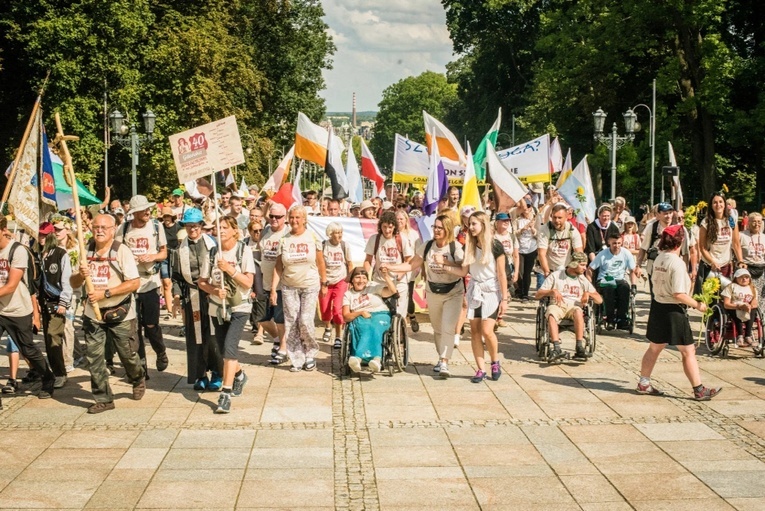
[320,0,454,112]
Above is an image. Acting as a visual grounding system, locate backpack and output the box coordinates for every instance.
[423,239,456,264]
[547,221,573,244]
[372,233,404,264]
[86,239,125,282]
[8,242,40,296]
[209,241,245,272]
[322,239,348,264]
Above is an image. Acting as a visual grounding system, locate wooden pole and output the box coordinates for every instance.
[54,113,102,321]
[211,172,227,317]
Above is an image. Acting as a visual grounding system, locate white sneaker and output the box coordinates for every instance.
[439,363,450,378]
[368,359,382,373]
[348,356,362,374]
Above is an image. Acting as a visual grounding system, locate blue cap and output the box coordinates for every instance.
[495,212,511,221]
[180,207,204,225]
[657,202,674,212]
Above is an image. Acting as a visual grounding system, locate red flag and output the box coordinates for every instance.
[270,182,297,209]
[360,139,385,196]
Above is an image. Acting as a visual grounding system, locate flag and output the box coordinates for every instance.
[460,142,482,211]
[217,168,235,189]
[555,148,573,188]
[185,178,212,199]
[8,109,41,237]
[486,140,527,212]
[52,158,101,210]
[239,177,250,198]
[558,156,597,223]
[295,112,329,166]
[423,111,466,165]
[472,108,501,181]
[669,141,683,207]
[345,140,363,203]
[270,182,295,210]
[360,138,385,197]
[291,161,303,207]
[263,145,294,195]
[422,129,447,215]
[40,128,57,206]
[392,134,429,184]
[324,128,348,199]
[549,136,563,175]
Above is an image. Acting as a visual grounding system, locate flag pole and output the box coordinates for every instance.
[54,112,102,321]
[211,171,226,317]
[1,71,51,211]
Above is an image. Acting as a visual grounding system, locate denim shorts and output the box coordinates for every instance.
[160,259,171,280]
[5,336,19,354]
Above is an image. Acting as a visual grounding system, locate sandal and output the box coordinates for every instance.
[304,358,316,371]
[333,338,342,350]
[322,328,332,343]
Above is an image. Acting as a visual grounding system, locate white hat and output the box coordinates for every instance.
[734,268,751,280]
[360,200,375,212]
[128,195,156,213]
[382,201,394,210]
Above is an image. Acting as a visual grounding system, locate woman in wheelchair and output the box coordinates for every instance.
[536,251,602,361]
[721,268,759,347]
[588,232,638,330]
[342,267,398,374]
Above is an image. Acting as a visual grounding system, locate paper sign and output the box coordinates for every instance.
[169,116,245,183]
[495,134,550,184]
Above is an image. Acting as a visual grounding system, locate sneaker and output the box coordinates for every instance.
[106,363,116,376]
[231,372,248,397]
[270,342,280,356]
[574,345,591,359]
[53,376,67,389]
[348,356,362,374]
[736,335,745,347]
[215,392,231,413]
[368,359,382,373]
[270,351,286,365]
[38,381,54,399]
[193,377,208,391]
[208,373,223,392]
[65,365,75,373]
[251,333,264,345]
[304,359,316,371]
[21,370,41,384]
[439,363,450,378]
[548,344,565,363]
[132,378,146,400]
[432,362,442,373]
[409,315,419,333]
[333,338,342,350]
[694,386,722,401]
[179,326,186,337]
[322,328,332,343]
[2,379,18,395]
[88,401,115,414]
[471,370,488,383]
[156,351,169,372]
[490,361,501,381]
[636,381,664,396]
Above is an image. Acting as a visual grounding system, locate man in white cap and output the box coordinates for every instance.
[115,195,169,376]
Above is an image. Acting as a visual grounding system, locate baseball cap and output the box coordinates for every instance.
[39,222,54,236]
[567,251,588,268]
[172,188,183,197]
[662,224,683,237]
[734,268,751,280]
[495,212,511,221]
[657,202,674,212]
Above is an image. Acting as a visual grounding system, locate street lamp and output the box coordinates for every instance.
[624,102,656,206]
[109,108,156,196]
[592,107,634,201]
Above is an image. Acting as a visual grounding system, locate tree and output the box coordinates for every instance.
[370,71,457,170]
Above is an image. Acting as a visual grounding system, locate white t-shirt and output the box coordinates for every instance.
[116,220,167,293]
[537,223,583,271]
[721,282,756,307]
[622,232,641,252]
[494,231,518,258]
[365,234,414,284]
[343,283,389,313]
[84,243,140,322]
[277,230,322,289]
[740,231,765,265]
[700,217,734,265]
[416,241,464,285]
[514,215,537,254]
[202,242,257,315]
[323,240,352,285]
[259,225,288,291]
[650,252,691,304]
[0,242,33,317]
[539,270,596,308]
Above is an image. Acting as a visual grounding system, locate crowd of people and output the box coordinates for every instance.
[2,178,759,413]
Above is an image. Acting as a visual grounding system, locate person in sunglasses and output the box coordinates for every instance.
[259,203,289,364]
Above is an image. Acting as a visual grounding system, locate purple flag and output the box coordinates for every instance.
[422,130,447,215]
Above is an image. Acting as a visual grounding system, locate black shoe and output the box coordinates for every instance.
[38,381,55,399]
[548,344,564,363]
[106,363,116,376]
[156,351,169,372]
[574,346,591,359]
[21,370,41,384]
[616,320,631,330]
[409,315,419,333]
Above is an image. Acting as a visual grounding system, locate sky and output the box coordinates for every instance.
[320,0,454,113]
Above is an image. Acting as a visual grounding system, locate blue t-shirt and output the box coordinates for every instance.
[589,248,635,283]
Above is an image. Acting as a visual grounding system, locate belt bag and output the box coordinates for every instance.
[428,280,460,294]
[101,296,132,324]
[749,266,764,279]
[647,247,660,261]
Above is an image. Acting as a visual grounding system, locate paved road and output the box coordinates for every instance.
[1,290,764,510]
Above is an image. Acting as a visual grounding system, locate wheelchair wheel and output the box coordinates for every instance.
[538,320,551,360]
[340,326,352,376]
[705,304,726,355]
[390,314,408,372]
[535,303,546,352]
[752,309,764,358]
[628,296,636,334]
[594,303,604,335]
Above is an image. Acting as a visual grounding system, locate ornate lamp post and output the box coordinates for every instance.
[593,107,634,201]
[109,109,156,196]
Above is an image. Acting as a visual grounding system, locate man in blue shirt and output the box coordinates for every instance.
[589,232,637,330]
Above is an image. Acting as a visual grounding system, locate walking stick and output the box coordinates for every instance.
[54,113,102,321]
[211,172,227,317]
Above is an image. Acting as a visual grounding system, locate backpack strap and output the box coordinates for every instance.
[395,233,404,263]
[649,220,660,248]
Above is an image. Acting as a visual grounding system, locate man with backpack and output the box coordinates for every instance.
[115,195,169,376]
[537,203,584,276]
[72,214,145,413]
[0,217,55,399]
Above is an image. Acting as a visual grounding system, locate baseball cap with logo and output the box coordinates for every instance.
[657,202,674,212]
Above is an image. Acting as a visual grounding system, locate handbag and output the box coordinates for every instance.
[748,265,764,279]
[428,280,460,294]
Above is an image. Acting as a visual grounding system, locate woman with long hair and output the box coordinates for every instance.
[514,198,538,301]
[439,211,508,383]
[364,210,413,318]
[271,206,328,372]
[638,225,721,400]
[698,192,744,282]
[384,214,465,377]
[395,209,422,331]
[199,215,255,413]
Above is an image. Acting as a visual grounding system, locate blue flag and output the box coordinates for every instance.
[41,128,57,206]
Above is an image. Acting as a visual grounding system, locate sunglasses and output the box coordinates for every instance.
[269,215,285,220]
[251,229,263,234]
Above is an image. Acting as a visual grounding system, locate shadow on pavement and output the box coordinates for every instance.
[522,373,633,394]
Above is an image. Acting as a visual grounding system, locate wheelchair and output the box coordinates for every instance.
[704,303,764,358]
[535,296,597,362]
[594,286,637,335]
[340,294,409,376]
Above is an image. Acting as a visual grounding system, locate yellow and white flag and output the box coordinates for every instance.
[459,142,482,211]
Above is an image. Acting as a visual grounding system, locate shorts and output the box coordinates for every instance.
[251,296,268,328]
[546,303,581,323]
[5,337,19,354]
[213,312,249,360]
[472,304,499,320]
[160,259,171,280]
[262,290,284,325]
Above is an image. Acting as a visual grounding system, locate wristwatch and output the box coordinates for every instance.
[104,289,112,299]
[321,281,329,287]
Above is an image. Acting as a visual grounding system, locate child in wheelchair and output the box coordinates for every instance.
[342,266,398,374]
[536,252,603,361]
[588,232,638,330]
[721,268,759,347]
